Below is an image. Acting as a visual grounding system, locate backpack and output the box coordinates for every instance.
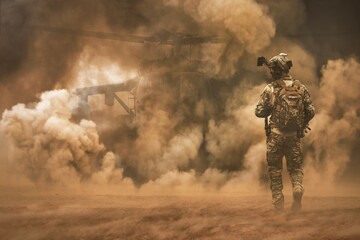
[272,79,305,131]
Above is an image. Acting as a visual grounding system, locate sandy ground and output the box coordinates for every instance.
[0,186,359,240]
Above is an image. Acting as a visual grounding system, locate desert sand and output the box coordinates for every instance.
[1,186,359,240]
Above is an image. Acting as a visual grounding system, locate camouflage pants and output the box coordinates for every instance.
[266,132,304,206]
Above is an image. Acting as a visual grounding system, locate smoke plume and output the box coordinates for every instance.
[181,0,275,78]
[0,0,359,192]
[304,58,360,184]
[0,90,131,185]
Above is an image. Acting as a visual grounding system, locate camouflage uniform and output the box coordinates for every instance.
[255,74,315,209]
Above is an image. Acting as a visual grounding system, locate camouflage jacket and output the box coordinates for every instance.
[255,75,315,128]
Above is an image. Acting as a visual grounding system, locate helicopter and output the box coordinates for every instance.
[28,24,227,122]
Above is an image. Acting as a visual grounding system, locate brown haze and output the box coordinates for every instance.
[0,0,359,239]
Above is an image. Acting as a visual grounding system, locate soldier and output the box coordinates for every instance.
[255,53,315,211]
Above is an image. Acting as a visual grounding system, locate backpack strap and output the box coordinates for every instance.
[292,79,304,95]
[293,79,301,88]
[276,80,286,89]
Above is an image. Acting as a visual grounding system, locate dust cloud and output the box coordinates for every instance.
[304,58,360,184]
[0,90,132,187]
[0,0,359,199]
[1,1,359,239]
[181,0,276,78]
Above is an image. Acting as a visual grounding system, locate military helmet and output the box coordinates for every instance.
[268,53,293,72]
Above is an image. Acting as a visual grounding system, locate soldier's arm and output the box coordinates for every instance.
[255,85,272,118]
[302,86,315,122]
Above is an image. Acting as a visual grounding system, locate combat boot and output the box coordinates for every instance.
[273,195,284,212]
[291,186,303,212]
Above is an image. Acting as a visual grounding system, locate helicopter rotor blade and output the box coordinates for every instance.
[27,24,226,46]
[168,35,226,45]
[28,24,160,44]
